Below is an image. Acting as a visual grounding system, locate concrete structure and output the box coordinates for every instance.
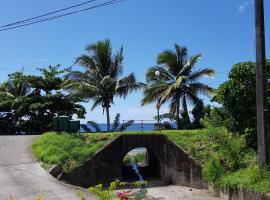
[58,134,207,189]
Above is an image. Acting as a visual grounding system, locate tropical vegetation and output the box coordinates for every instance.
[33,129,270,194]
[0,65,85,135]
[64,39,142,132]
[141,44,215,130]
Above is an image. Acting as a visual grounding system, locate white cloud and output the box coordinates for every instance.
[238,1,253,14]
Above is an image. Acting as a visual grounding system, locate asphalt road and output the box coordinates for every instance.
[0,136,97,200]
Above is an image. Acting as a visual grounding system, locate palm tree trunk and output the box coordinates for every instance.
[176,98,181,130]
[105,105,111,132]
[182,95,191,128]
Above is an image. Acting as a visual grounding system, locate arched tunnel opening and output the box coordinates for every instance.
[121,147,163,185]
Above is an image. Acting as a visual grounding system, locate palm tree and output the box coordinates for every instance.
[141,44,215,129]
[65,39,142,132]
[0,72,30,98]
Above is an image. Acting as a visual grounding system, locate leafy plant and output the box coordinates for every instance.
[111,113,134,132]
[214,60,270,148]
[76,191,86,200]
[88,180,148,200]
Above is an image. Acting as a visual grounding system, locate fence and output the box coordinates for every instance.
[122,119,159,132]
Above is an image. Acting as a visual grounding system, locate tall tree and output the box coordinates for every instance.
[142,44,215,129]
[65,39,142,132]
[0,66,85,135]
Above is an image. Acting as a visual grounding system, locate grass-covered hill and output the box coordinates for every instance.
[32,129,270,194]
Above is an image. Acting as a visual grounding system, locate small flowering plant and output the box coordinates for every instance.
[88,179,148,200]
[117,191,129,200]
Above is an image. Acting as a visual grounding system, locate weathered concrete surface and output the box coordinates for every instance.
[216,187,270,200]
[147,185,224,200]
[60,134,207,189]
[0,136,97,200]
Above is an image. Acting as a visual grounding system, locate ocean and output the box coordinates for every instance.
[80,123,157,133]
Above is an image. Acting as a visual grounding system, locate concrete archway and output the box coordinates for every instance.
[59,134,207,189]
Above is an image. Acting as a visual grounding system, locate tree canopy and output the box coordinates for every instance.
[65,39,142,132]
[0,65,85,135]
[142,44,215,129]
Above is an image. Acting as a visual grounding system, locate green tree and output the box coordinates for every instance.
[142,44,215,129]
[191,99,206,129]
[0,72,30,98]
[65,39,142,132]
[214,61,270,148]
[0,72,31,134]
[0,66,85,134]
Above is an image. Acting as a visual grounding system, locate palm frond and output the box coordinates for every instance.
[179,54,201,76]
[91,97,104,111]
[75,55,96,71]
[145,66,173,83]
[188,68,215,82]
[189,82,214,96]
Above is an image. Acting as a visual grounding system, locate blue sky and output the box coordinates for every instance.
[0,0,269,123]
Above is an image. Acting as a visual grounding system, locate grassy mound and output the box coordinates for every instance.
[32,132,116,172]
[32,129,270,194]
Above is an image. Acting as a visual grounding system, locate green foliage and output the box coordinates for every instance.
[123,152,147,165]
[203,156,226,183]
[200,107,229,129]
[65,39,142,132]
[219,166,270,194]
[32,132,116,172]
[88,180,127,200]
[214,61,270,148]
[0,65,85,134]
[88,180,147,200]
[191,100,207,129]
[76,191,86,200]
[153,113,175,130]
[164,129,218,162]
[33,129,269,194]
[111,113,134,132]
[141,44,215,130]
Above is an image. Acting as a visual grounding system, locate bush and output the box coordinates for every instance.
[219,165,270,194]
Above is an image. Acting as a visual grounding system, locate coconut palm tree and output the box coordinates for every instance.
[0,72,30,98]
[141,44,215,129]
[65,39,142,132]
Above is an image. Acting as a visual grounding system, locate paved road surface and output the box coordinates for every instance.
[0,136,97,200]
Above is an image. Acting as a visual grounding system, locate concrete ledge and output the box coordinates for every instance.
[208,184,270,200]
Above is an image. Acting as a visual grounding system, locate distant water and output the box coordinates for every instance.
[80,123,157,133]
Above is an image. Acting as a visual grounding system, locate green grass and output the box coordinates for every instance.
[123,152,147,165]
[32,129,223,173]
[32,132,117,172]
[32,129,270,195]
[219,165,270,194]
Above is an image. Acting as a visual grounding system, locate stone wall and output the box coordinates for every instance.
[56,134,208,189]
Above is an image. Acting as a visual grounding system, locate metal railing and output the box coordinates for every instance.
[122,119,159,132]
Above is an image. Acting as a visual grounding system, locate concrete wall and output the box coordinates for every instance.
[212,187,270,200]
[57,134,208,189]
